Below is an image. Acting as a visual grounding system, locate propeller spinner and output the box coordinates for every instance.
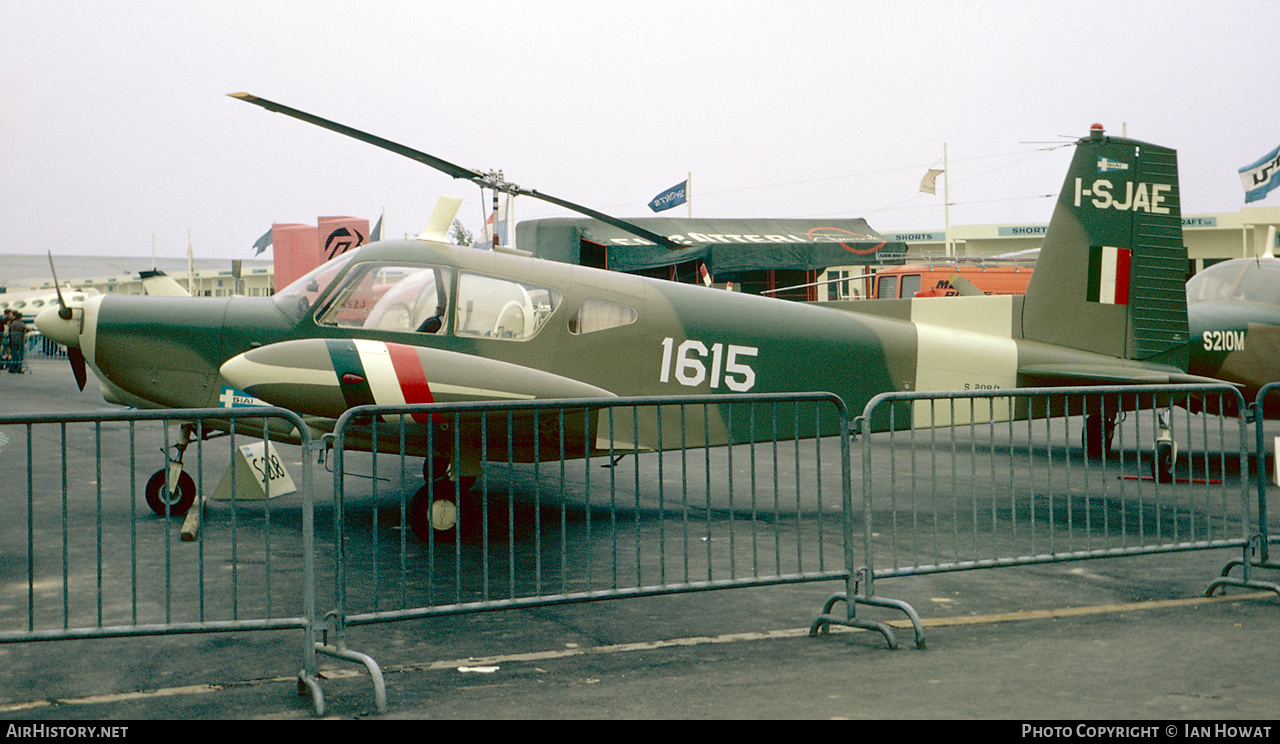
[229,92,681,250]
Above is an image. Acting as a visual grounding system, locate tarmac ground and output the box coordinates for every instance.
[1,358,1278,723]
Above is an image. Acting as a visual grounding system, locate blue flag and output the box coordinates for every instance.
[1239,144,1280,203]
[648,180,688,212]
[251,227,272,255]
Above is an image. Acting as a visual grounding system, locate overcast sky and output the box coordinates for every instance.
[5,1,1278,260]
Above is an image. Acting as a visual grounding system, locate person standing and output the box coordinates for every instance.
[5,310,26,373]
[0,310,10,371]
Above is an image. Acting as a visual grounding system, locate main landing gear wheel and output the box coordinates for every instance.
[1083,414,1116,460]
[145,469,196,516]
[409,486,456,541]
[408,475,478,542]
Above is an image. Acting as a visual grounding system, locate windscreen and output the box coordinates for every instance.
[1188,260,1280,308]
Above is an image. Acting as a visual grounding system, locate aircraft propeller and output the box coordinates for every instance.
[228,93,681,250]
[45,252,88,391]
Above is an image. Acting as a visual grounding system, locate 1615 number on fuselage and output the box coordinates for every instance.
[659,338,758,391]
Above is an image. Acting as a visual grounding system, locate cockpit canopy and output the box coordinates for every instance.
[273,255,563,341]
[1187,259,1280,309]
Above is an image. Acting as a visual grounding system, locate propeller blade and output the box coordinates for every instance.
[229,92,680,250]
[69,347,87,392]
[46,251,72,320]
[46,252,86,389]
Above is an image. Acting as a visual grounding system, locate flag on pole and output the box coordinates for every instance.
[251,227,273,255]
[1086,245,1131,306]
[649,180,688,212]
[472,212,495,250]
[698,263,713,287]
[919,168,944,194]
[471,202,510,250]
[1239,144,1280,203]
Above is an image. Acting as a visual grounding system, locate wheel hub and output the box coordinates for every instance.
[430,499,458,531]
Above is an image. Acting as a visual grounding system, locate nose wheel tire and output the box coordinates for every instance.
[145,469,196,516]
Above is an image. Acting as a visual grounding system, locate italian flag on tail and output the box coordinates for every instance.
[1086,245,1131,305]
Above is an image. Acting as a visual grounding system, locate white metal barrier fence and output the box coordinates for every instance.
[0,408,326,712]
[4,385,1278,717]
[812,383,1280,648]
[322,393,860,710]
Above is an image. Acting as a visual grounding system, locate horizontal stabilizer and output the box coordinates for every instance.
[1018,364,1226,387]
[946,273,984,297]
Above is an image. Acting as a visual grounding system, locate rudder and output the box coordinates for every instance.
[1021,126,1188,368]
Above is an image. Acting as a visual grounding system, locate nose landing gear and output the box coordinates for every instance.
[144,423,198,516]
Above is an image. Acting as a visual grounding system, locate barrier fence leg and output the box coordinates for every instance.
[314,611,388,714]
[298,672,326,717]
[809,569,925,650]
[1213,398,1280,594]
[1208,535,1280,597]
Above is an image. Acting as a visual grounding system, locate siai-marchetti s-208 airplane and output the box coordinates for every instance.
[37,95,1215,538]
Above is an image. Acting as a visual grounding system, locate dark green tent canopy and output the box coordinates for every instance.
[515,217,905,272]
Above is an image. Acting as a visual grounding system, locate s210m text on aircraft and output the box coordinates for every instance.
[37,97,1213,538]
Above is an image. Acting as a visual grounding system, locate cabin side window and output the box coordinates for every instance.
[455,272,561,340]
[314,263,452,334]
[899,274,922,298]
[568,298,638,334]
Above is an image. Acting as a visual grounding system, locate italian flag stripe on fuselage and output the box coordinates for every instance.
[384,341,437,424]
[327,339,376,411]
[1087,245,1131,305]
[328,339,436,422]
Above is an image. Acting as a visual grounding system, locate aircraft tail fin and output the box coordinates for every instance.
[1021,126,1188,368]
[138,270,192,297]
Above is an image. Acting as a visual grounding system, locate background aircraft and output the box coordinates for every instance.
[0,287,100,316]
[1185,246,1280,416]
[37,101,1214,538]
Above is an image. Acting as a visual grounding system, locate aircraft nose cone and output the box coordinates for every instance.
[34,305,81,348]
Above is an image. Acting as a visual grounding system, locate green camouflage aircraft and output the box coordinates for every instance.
[36,96,1216,538]
[1186,250,1280,416]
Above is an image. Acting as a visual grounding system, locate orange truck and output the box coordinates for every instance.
[868,263,1033,299]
